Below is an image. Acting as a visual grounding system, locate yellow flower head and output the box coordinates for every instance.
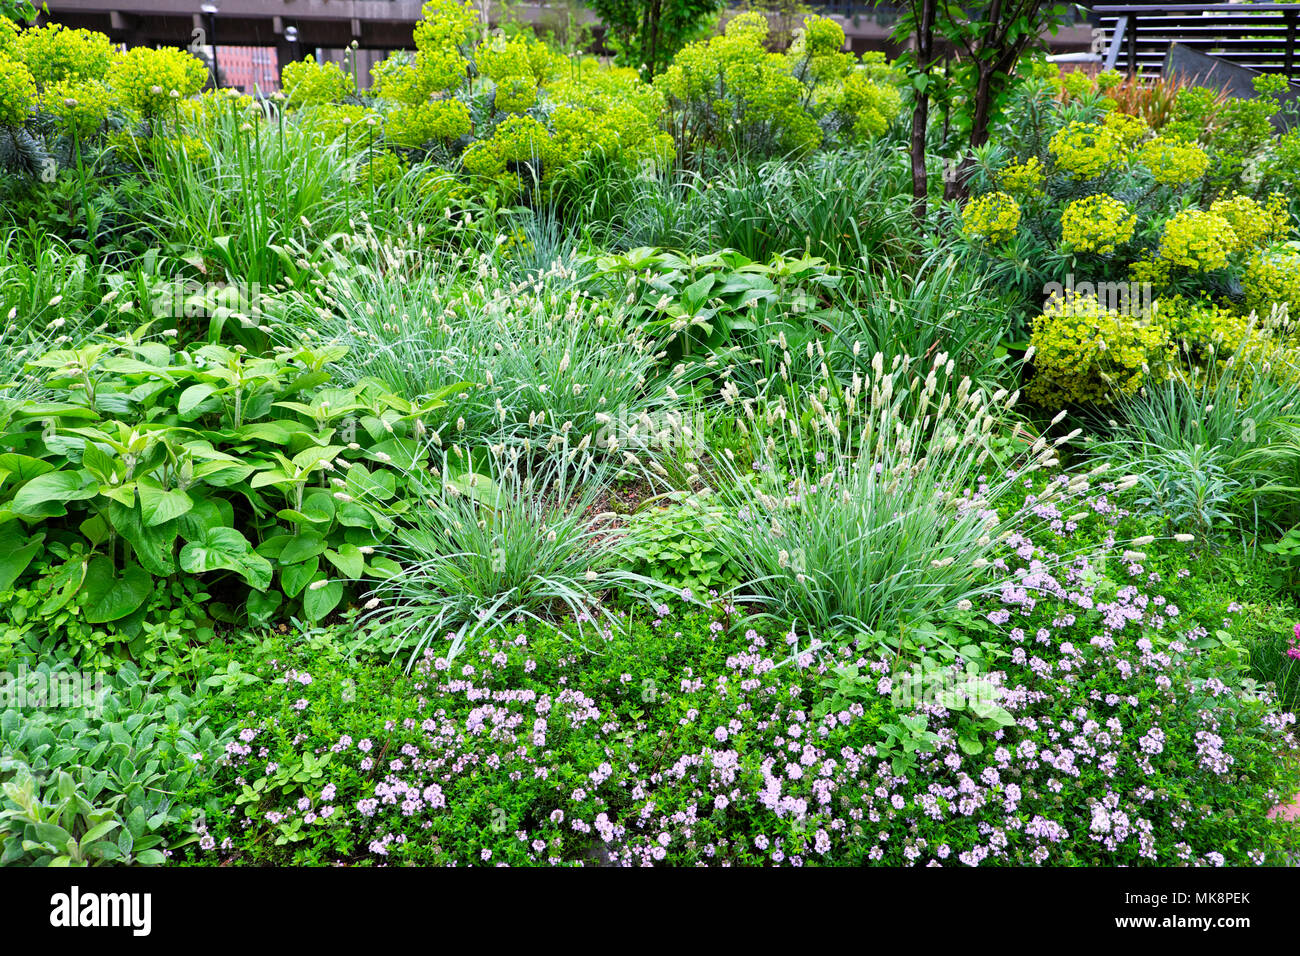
[1159,209,1237,272]
[1102,110,1148,148]
[999,156,1045,197]
[106,46,206,117]
[281,56,355,109]
[1061,70,1094,99]
[1135,136,1210,186]
[962,191,1021,244]
[0,51,36,126]
[42,77,114,136]
[1243,247,1300,321]
[1060,194,1137,255]
[1048,121,1124,180]
[1208,193,1287,252]
[1029,291,1172,405]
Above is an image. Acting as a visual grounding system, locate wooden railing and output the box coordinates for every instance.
[1094,3,1300,78]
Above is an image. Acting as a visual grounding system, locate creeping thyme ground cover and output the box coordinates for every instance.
[1,2,1299,869]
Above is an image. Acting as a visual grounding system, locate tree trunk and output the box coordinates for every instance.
[910,0,937,221]
[645,0,662,75]
[945,63,995,202]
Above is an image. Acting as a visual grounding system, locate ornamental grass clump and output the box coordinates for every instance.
[1093,329,1300,535]
[281,236,675,470]
[706,347,1081,644]
[358,446,656,664]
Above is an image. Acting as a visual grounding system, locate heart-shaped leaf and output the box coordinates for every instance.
[179,527,272,590]
[301,575,343,622]
[280,557,319,599]
[324,544,364,579]
[138,478,194,527]
[80,557,153,624]
[0,528,44,592]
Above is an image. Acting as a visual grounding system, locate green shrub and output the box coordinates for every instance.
[656,13,901,159]
[104,46,205,119]
[624,492,742,597]
[180,558,1300,866]
[1028,291,1172,405]
[281,56,355,109]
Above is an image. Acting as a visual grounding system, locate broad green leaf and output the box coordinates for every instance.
[290,445,345,472]
[179,527,272,590]
[276,491,335,527]
[0,454,55,488]
[138,478,194,527]
[0,528,43,592]
[37,556,88,617]
[178,384,221,420]
[301,575,343,622]
[107,501,177,576]
[280,557,318,599]
[232,421,306,444]
[324,544,364,579]
[367,556,402,579]
[445,471,503,510]
[80,557,153,624]
[79,442,117,481]
[176,497,230,544]
[191,461,255,487]
[301,491,336,524]
[10,471,97,518]
[280,532,327,566]
[9,402,99,421]
[79,820,120,846]
[246,588,282,626]
[367,438,420,471]
[250,468,294,489]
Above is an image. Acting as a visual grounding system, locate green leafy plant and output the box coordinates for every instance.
[625,492,742,596]
[0,660,223,866]
[0,328,443,644]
